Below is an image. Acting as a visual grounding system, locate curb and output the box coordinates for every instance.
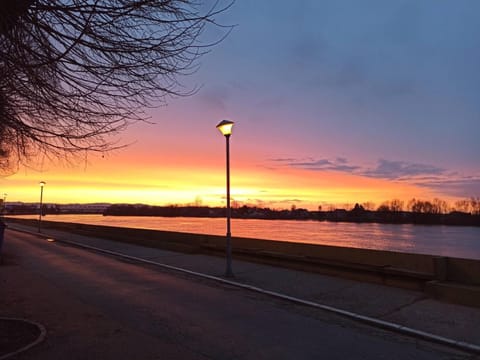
[8,225,480,355]
[0,318,47,360]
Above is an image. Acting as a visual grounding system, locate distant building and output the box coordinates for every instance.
[5,202,110,214]
[58,203,110,213]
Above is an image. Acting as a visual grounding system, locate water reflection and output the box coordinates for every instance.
[8,214,480,259]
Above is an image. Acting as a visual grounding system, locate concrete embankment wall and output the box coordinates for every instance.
[6,218,480,306]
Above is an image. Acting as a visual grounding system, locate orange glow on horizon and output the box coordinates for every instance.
[1,153,449,211]
[0,121,463,211]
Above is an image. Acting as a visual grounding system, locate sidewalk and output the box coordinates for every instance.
[3,223,480,356]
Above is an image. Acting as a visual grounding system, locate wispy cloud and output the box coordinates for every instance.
[241,198,304,208]
[273,157,446,179]
[365,163,480,197]
[269,158,301,163]
[363,159,446,180]
[413,177,480,197]
[271,157,361,172]
[269,156,479,197]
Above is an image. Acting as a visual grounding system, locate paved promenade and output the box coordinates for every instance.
[2,223,480,358]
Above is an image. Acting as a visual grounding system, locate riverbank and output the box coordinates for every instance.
[6,203,480,226]
[103,203,480,226]
[5,217,480,308]
[6,214,480,259]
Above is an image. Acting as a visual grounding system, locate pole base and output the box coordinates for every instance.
[225,269,234,278]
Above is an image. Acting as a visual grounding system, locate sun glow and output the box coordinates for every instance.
[0,135,447,210]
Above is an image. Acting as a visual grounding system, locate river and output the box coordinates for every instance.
[8,214,480,259]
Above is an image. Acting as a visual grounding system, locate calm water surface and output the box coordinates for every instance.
[10,214,480,259]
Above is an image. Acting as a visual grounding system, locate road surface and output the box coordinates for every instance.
[1,230,470,359]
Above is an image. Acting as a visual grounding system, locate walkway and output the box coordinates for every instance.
[2,223,480,357]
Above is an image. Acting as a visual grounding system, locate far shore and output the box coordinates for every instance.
[5,203,480,227]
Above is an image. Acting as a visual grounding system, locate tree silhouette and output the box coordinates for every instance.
[0,0,231,173]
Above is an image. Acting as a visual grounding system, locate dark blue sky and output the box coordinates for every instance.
[175,0,480,197]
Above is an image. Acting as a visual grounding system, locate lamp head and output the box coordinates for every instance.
[216,120,234,137]
[39,181,46,187]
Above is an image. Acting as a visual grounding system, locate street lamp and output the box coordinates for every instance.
[216,119,234,278]
[38,181,46,233]
[1,193,6,218]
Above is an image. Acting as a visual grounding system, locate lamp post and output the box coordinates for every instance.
[216,119,234,278]
[38,181,46,233]
[1,193,6,218]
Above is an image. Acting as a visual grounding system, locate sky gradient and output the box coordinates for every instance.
[2,0,479,210]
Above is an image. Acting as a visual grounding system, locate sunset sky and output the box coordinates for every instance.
[2,0,479,210]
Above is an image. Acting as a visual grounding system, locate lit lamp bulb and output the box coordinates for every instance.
[216,120,234,137]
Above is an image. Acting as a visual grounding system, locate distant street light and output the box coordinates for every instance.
[1,193,6,218]
[216,119,234,278]
[38,181,46,233]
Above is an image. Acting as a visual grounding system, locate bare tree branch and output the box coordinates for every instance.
[0,0,232,173]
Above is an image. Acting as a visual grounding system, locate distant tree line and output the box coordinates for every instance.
[327,202,479,226]
[104,205,214,218]
[375,197,480,215]
[102,204,312,220]
[5,197,480,227]
[101,201,479,226]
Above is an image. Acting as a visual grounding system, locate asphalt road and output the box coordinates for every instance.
[1,231,470,359]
